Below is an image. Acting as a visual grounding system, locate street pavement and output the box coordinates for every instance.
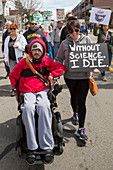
[0,33,113,170]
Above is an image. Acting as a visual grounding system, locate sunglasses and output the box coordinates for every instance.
[69,29,80,34]
[10,28,16,30]
[31,23,37,25]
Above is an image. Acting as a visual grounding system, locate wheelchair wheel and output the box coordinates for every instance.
[17,146,22,157]
[57,122,63,138]
[55,112,63,138]
[58,142,63,154]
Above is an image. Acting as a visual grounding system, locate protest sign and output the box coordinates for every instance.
[89,7,111,25]
[43,11,52,32]
[43,11,51,21]
[69,43,109,72]
[30,13,43,25]
[56,9,65,21]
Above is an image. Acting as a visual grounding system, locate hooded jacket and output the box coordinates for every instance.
[56,34,91,80]
[23,27,49,53]
[9,37,66,93]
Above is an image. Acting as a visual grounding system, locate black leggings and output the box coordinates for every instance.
[64,78,89,128]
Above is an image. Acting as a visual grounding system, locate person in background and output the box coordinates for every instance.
[56,20,99,141]
[60,12,75,43]
[47,26,54,59]
[4,23,27,96]
[51,21,63,59]
[39,25,44,32]
[50,23,54,29]
[81,22,88,35]
[90,23,93,32]
[3,25,6,33]
[24,24,30,32]
[93,23,113,81]
[23,20,49,56]
[26,24,30,30]
[2,21,12,79]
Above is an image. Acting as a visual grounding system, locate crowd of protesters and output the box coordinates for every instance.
[1,11,113,148]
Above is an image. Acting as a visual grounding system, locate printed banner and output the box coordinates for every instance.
[43,11,51,21]
[89,7,111,25]
[56,9,65,21]
[43,11,51,32]
[69,43,109,72]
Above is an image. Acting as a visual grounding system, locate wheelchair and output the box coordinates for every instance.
[15,83,65,164]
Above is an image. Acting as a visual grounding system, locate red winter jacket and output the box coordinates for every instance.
[9,37,66,93]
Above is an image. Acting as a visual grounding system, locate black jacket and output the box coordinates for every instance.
[60,26,68,43]
[2,30,11,52]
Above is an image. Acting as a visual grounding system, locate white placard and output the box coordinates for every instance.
[89,7,111,25]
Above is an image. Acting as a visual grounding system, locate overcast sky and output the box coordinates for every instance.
[41,0,81,19]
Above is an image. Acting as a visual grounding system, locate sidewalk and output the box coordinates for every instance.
[0,32,2,44]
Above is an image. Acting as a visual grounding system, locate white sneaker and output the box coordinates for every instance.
[101,76,107,81]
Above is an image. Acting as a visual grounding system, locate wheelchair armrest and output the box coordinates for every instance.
[52,84,63,96]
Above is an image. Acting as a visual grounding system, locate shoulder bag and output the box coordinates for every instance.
[85,72,98,96]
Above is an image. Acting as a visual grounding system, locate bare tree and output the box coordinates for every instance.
[8,0,43,21]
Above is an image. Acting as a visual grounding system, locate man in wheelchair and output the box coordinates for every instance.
[9,37,66,165]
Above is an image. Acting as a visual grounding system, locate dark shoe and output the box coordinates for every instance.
[11,91,15,97]
[26,150,36,165]
[72,112,79,125]
[76,128,88,141]
[5,73,9,79]
[42,149,54,164]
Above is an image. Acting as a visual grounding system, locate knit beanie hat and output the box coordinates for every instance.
[31,42,43,53]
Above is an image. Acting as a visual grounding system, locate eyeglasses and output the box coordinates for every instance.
[10,28,16,30]
[31,23,37,25]
[69,29,80,34]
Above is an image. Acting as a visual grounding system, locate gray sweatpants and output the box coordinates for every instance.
[21,90,54,151]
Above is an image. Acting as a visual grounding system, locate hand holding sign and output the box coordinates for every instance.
[93,68,100,73]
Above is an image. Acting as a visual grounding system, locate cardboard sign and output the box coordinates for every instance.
[69,43,109,72]
[89,7,111,25]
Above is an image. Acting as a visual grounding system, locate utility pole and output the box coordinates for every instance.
[2,0,6,28]
[110,6,113,25]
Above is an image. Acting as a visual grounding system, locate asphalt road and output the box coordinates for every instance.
[0,33,113,170]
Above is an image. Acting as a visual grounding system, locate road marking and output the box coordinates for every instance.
[109,62,113,71]
[109,66,113,71]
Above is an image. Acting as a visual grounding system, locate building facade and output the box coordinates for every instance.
[72,0,113,26]
[0,0,9,29]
